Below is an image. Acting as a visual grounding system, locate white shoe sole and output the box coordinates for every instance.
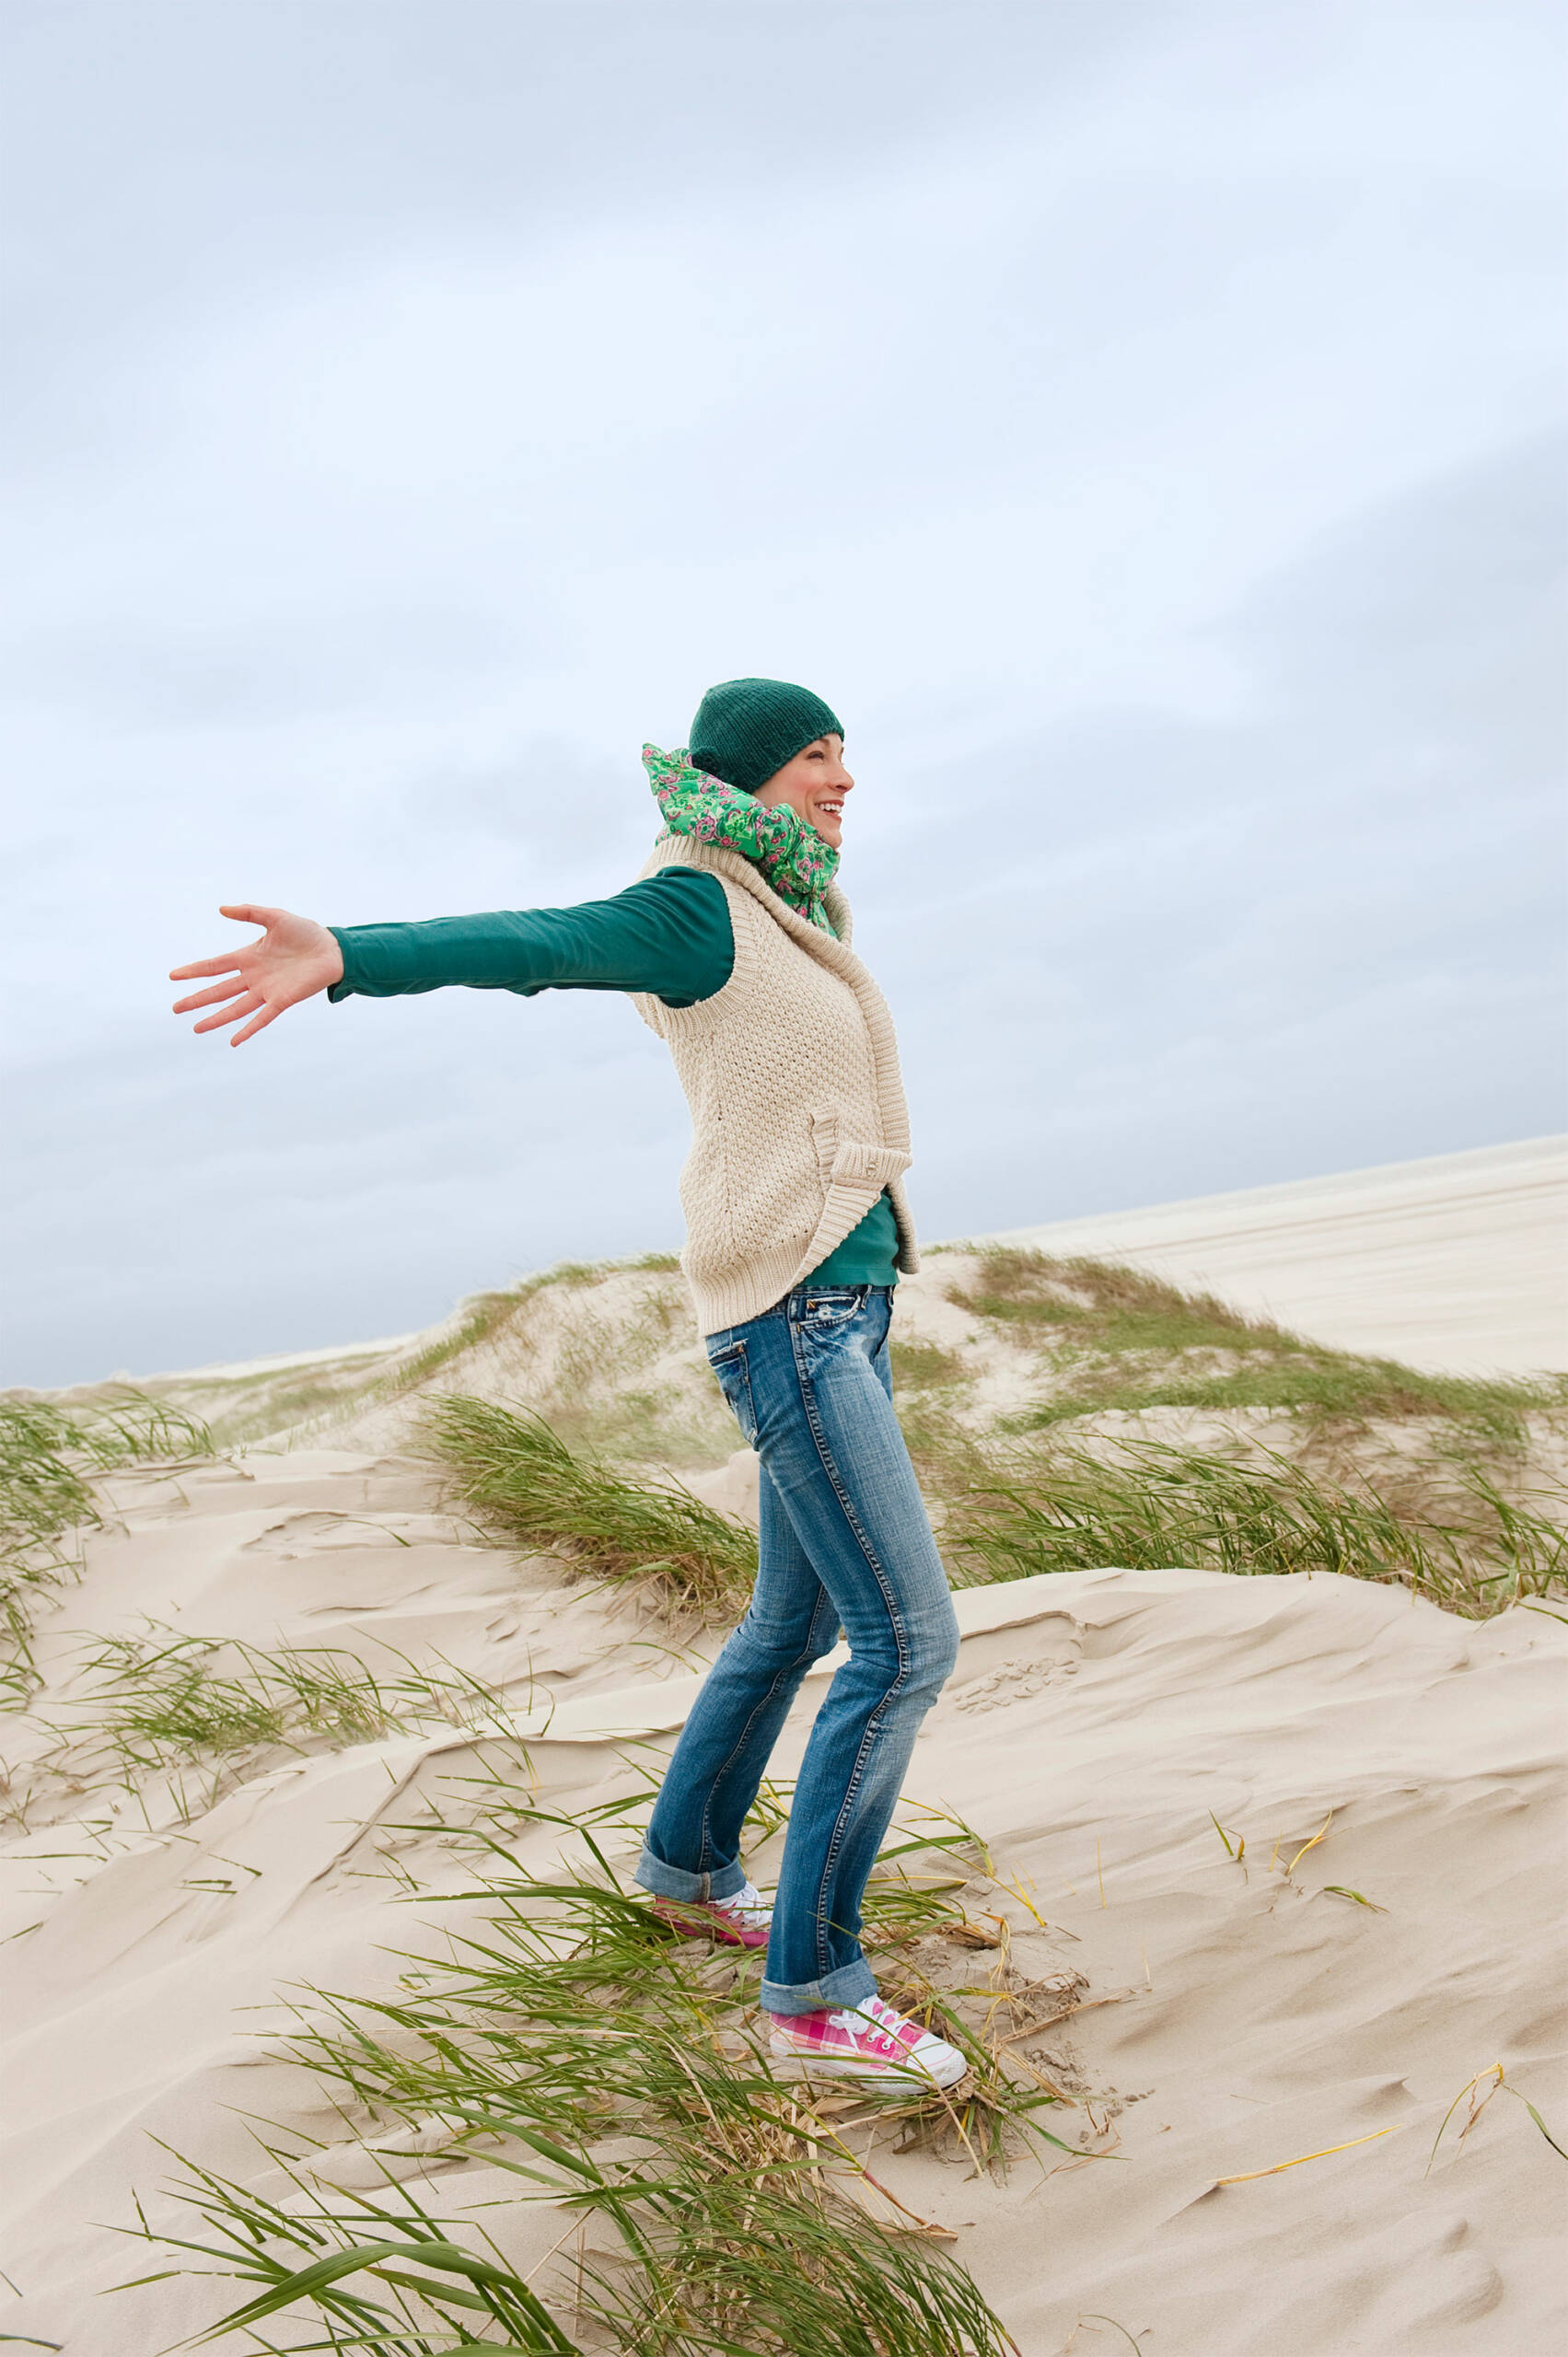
[767,2037,968,2090]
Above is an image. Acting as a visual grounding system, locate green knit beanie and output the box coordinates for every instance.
[689,677,844,793]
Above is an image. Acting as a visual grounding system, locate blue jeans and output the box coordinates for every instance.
[634,1284,959,2014]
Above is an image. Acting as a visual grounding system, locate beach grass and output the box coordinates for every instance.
[140,1282,550,1454]
[80,1630,399,1766]
[0,1392,213,1705]
[941,1437,1567,1616]
[122,1799,1059,2354]
[137,2125,1015,2356]
[889,1335,970,1393]
[548,1382,738,1472]
[67,1626,516,1784]
[424,1396,758,1616]
[421,1353,1562,1627]
[947,1248,1562,1446]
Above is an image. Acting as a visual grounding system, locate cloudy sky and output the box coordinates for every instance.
[3,0,1562,1387]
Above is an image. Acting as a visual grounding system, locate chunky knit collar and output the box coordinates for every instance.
[642,744,839,933]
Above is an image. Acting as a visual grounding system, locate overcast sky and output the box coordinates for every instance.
[3,0,1563,1387]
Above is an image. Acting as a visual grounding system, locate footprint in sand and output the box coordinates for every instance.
[948,1658,1077,1713]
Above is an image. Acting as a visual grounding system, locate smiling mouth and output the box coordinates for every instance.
[816,798,844,819]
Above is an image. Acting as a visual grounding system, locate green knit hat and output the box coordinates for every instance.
[689,677,844,793]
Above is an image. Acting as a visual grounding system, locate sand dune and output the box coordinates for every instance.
[122,1138,1567,1401]
[996,1137,1568,1376]
[1,1447,1563,2353]
[3,1148,1564,2352]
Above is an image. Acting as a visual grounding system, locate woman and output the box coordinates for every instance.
[172,676,965,2089]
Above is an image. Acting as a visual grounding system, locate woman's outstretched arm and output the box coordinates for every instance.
[325,870,731,1007]
[170,903,344,1045]
[172,871,735,1045]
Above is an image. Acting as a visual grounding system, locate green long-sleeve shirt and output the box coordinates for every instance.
[328,867,900,1290]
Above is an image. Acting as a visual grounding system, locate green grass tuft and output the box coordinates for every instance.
[379,1288,536,1392]
[0,1392,214,1705]
[890,1336,969,1392]
[424,1397,758,1617]
[122,1804,1042,2353]
[949,1249,1562,1446]
[67,1626,517,1782]
[942,1438,1567,1616]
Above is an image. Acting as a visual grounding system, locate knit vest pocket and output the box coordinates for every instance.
[810,1113,913,1191]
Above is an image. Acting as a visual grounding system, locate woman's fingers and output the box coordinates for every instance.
[171,903,280,981]
[228,999,287,1047]
[192,992,264,1035]
[216,901,285,927]
[173,977,251,1015]
[169,953,247,982]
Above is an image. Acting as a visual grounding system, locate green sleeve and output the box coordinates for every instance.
[327,866,733,1010]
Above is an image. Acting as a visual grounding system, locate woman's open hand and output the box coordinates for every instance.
[170,904,345,1045]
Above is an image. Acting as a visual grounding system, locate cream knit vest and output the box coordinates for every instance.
[631,835,919,1336]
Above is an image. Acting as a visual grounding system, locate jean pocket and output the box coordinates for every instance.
[706,1340,759,1444]
[796,1287,867,1330]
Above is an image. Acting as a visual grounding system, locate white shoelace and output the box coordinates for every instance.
[717,1879,772,1926]
[829,1997,925,2053]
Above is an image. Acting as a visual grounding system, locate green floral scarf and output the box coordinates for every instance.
[643,744,839,933]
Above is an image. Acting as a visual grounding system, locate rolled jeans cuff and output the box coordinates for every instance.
[633,1845,748,1905]
[761,1956,878,2017]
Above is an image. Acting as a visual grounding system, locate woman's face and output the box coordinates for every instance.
[750,735,854,848]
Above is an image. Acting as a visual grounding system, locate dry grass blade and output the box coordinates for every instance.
[1282,1810,1333,1877]
[1213,2123,1403,2184]
[992,1989,1130,2049]
[947,1919,1005,1949]
[1426,2063,1568,2172]
[1064,2317,1144,2355]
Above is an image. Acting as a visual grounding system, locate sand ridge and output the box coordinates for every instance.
[0,1441,1563,2354]
[994,1136,1568,1376]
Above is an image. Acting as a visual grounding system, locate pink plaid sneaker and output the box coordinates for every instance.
[650,1879,772,1951]
[767,1993,968,2088]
